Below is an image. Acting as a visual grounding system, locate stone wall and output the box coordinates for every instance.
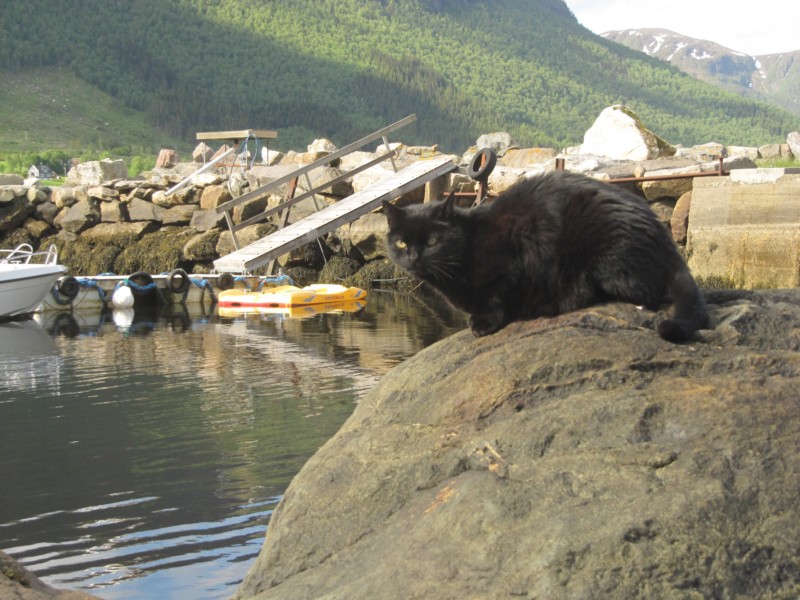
[2,106,798,286]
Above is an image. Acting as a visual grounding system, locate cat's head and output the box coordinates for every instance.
[382,193,467,285]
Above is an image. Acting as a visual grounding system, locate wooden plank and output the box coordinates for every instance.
[215,114,417,215]
[197,129,277,140]
[213,155,454,273]
[231,150,396,232]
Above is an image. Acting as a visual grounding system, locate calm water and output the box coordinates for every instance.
[0,292,465,599]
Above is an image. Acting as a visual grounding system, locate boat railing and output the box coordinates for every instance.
[0,243,59,265]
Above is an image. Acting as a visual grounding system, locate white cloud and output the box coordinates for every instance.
[564,0,800,56]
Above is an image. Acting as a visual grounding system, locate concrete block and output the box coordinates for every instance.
[687,171,800,288]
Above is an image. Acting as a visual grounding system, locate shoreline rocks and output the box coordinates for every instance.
[1,107,798,289]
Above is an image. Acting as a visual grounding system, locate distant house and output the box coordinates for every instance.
[27,164,57,179]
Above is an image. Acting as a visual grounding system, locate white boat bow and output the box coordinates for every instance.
[0,244,67,320]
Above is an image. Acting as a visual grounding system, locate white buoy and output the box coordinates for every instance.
[111,285,135,308]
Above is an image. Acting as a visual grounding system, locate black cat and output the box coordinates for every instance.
[382,170,707,342]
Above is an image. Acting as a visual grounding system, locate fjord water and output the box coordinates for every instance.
[0,292,465,599]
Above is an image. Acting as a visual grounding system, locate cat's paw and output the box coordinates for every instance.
[657,318,690,343]
[469,312,506,337]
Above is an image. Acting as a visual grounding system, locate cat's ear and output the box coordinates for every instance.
[437,191,456,220]
[382,200,402,226]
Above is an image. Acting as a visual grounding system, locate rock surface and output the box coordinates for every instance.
[235,290,800,600]
[579,105,676,161]
[1,550,99,599]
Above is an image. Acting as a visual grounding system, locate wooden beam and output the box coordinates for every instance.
[196,129,277,141]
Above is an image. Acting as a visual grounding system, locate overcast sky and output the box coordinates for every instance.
[564,0,800,56]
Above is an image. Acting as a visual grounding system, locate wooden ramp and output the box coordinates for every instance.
[213,155,455,273]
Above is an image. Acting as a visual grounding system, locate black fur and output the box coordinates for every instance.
[382,170,708,342]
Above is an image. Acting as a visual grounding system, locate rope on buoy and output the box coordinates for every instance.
[123,272,158,295]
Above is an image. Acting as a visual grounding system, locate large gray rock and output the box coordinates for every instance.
[234,290,800,600]
[66,159,127,186]
[580,105,675,161]
[788,131,800,159]
[0,196,34,233]
[59,199,100,234]
[1,550,99,599]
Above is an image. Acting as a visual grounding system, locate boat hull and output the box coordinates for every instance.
[0,264,67,319]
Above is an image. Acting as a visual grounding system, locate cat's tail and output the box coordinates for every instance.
[657,266,709,343]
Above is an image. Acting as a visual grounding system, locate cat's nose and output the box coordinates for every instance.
[408,249,420,262]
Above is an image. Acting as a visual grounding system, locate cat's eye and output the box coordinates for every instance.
[426,236,438,247]
[395,239,407,249]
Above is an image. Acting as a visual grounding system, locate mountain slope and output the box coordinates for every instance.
[0,68,189,155]
[602,29,800,118]
[1,0,798,153]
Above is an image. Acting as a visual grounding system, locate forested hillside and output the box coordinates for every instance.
[1,0,798,153]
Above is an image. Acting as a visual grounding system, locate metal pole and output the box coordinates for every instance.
[164,147,236,196]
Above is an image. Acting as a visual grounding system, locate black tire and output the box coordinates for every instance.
[166,268,191,295]
[217,272,235,291]
[127,271,155,296]
[54,275,80,304]
[467,147,497,182]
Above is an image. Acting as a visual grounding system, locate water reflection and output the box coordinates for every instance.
[0,291,465,599]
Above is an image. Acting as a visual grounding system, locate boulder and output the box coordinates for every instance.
[87,185,119,202]
[758,143,782,160]
[499,147,557,168]
[344,212,389,261]
[487,165,529,195]
[0,196,34,233]
[0,185,27,204]
[579,105,675,161]
[234,290,800,600]
[50,186,77,209]
[26,185,49,204]
[676,142,727,162]
[261,147,284,166]
[192,142,214,163]
[787,131,800,159]
[34,200,59,225]
[155,148,178,169]
[162,204,197,225]
[670,191,692,245]
[183,229,221,261]
[0,174,24,185]
[22,218,51,240]
[190,209,226,232]
[233,196,269,225]
[127,198,164,222]
[59,199,100,234]
[100,200,128,223]
[640,177,693,202]
[308,138,338,154]
[1,549,100,599]
[65,159,127,186]
[200,184,233,211]
[80,221,155,242]
[216,223,275,257]
[726,145,759,160]
[152,186,195,208]
[476,132,515,156]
